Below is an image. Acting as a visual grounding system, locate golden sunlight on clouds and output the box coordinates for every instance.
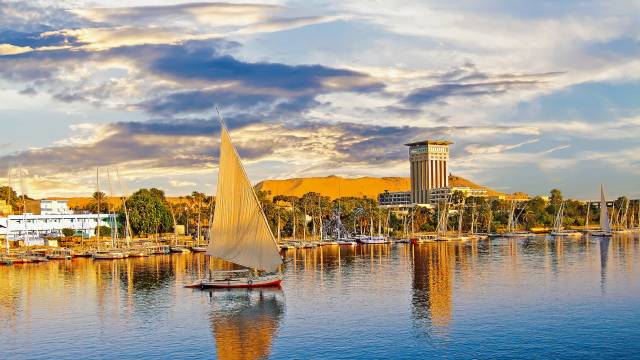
[41,27,223,51]
[69,3,279,26]
[0,44,33,55]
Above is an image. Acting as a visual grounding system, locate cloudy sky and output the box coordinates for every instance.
[1,0,639,199]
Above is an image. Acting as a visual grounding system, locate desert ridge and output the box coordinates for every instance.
[255,174,514,200]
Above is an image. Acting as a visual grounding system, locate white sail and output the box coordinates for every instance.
[600,185,611,233]
[206,125,282,272]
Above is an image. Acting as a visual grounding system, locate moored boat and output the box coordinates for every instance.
[92,250,128,259]
[170,246,191,253]
[593,185,612,237]
[127,249,150,257]
[356,235,387,244]
[147,244,171,254]
[189,114,284,289]
[191,269,282,289]
[47,248,72,260]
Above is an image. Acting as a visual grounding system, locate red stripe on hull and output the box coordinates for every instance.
[202,279,282,289]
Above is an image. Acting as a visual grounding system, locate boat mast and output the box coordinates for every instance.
[386,209,391,237]
[292,199,296,241]
[96,168,101,251]
[303,204,307,242]
[168,204,178,246]
[623,198,629,230]
[487,202,493,234]
[106,168,118,248]
[410,207,415,236]
[470,201,476,234]
[5,167,11,254]
[277,211,281,244]
[19,166,27,246]
[116,168,131,247]
[458,197,465,236]
[197,197,202,244]
[318,196,323,242]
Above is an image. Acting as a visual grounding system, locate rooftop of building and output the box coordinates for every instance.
[404,139,453,147]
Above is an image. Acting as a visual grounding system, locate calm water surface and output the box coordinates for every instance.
[2,236,640,359]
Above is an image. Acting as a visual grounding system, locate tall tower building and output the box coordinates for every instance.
[405,140,452,204]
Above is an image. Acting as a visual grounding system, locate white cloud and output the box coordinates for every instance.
[169,180,197,187]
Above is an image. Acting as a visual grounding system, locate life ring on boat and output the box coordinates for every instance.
[248,279,253,285]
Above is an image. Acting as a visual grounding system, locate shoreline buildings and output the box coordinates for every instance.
[0,200,109,245]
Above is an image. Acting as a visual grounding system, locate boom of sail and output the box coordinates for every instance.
[599,184,611,233]
[206,124,282,272]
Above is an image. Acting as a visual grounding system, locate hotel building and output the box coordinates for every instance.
[0,200,109,245]
[405,140,452,204]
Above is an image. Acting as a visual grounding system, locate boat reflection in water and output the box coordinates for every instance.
[411,242,454,337]
[208,288,284,360]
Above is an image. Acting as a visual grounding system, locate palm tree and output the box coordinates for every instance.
[89,191,108,213]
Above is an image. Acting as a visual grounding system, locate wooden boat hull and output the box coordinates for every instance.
[128,252,149,257]
[47,255,72,260]
[93,253,127,259]
[190,275,283,289]
[550,231,582,237]
[337,241,357,245]
[591,231,612,237]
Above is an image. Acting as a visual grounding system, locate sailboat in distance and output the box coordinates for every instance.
[190,112,284,288]
[593,184,612,237]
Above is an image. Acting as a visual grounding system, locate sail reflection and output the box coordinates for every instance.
[412,243,453,335]
[208,288,284,360]
[599,237,609,294]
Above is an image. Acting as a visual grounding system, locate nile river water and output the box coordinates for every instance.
[2,235,640,359]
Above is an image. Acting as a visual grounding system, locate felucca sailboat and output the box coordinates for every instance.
[593,184,612,237]
[191,115,283,288]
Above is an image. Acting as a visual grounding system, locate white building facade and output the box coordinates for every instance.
[3,213,111,241]
[429,187,488,204]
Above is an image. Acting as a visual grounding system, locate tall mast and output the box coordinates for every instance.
[458,198,465,236]
[411,207,415,236]
[303,204,307,242]
[470,201,475,234]
[377,208,382,236]
[292,199,296,241]
[5,167,11,253]
[277,211,281,244]
[318,195,323,241]
[19,167,27,245]
[96,168,101,250]
[623,199,629,230]
[487,202,493,234]
[106,168,117,248]
[116,168,131,247]
[197,197,202,244]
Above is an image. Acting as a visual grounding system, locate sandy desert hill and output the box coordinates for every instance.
[30,175,519,212]
[255,174,509,199]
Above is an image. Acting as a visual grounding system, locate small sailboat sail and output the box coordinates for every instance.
[595,184,612,237]
[599,185,611,233]
[205,122,283,274]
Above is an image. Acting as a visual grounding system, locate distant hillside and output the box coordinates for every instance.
[255,174,518,200]
[255,175,409,200]
[33,175,524,210]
